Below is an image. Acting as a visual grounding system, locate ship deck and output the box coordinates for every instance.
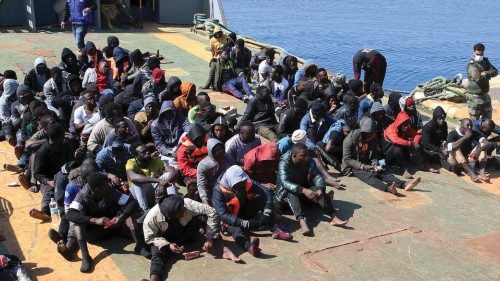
[0,24,499,281]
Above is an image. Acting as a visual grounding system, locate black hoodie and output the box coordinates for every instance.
[421,106,448,153]
[59,48,80,76]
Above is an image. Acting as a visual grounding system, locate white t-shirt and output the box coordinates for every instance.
[74,105,99,125]
[272,79,289,101]
[258,60,273,82]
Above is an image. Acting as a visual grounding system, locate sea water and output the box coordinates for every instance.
[223,0,500,91]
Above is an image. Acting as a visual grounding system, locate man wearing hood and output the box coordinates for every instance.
[277,97,308,138]
[112,47,130,80]
[274,144,347,236]
[144,195,239,281]
[421,106,452,173]
[176,124,209,200]
[383,111,422,179]
[239,86,278,141]
[282,55,298,86]
[298,80,323,109]
[24,57,50,93]
[133,96,158,143]
[209,26,228,58]
[225,121,261,166]
[54,73,83,128]
[43,67,65,103]
[466,43,497,120]
[173,82,197,118]
[81,41,103,70]
[59,47,81,77]
[151,101,191,163]
[197,138,235,205]
[124,49,147,84]
[399,96,423,131]
[360,102,392,150]
[243,142,280,190]
[352,48,387,93]
[384,91,402,121]
[203,48,254,102]
[127,144,178,214]
[213,165,292,257]
[0,79,19,125]
[160,76,182,102]
[343,117,421,195]
[102,36,120,59]
[4,85,35,146]
[209,116,234,144]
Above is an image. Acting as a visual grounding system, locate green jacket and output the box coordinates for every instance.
[467,57,497,95]
[274,150,325,203]
[341,118,380,174]
[205,59,236,91]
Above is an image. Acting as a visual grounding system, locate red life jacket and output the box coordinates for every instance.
[220,179,255,216]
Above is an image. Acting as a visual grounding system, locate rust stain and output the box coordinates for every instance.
[462,231,500,264]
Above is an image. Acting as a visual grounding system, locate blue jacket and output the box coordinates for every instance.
[300,110,335,143]
[151,101,191,156]
[322,119,346,144]
[65,0,93,25]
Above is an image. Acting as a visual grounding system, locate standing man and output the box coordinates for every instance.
[466,43,497,120]
[352,48,387,93]
[62,0,96,50]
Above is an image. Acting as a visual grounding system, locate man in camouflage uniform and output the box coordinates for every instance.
[466,43,498,120]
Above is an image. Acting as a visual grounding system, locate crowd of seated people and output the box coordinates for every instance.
[0,32,498,281]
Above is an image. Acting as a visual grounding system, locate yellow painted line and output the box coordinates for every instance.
[145,26,212,63]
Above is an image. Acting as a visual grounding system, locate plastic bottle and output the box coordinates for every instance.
[49,198,60,224]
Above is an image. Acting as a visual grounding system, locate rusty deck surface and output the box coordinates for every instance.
[0,24,499,281]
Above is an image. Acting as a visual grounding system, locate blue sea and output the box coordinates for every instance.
[222,0,500,91]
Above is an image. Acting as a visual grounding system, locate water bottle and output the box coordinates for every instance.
[49,198,60,225]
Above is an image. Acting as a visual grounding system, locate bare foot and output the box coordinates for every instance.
[469,174,480,183]
[477,173,490,183]
[404,177,421,191]
[299,218,311,236]
[330,215,347,227]
[426,167,439,173]
[403,169,413,179]
[222,246,242,263]
[387,184,398,195]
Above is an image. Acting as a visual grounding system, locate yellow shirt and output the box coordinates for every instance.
[209,35,227,57]
[125,158,165,186]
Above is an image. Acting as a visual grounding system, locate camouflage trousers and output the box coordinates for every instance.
[466,93,492,120]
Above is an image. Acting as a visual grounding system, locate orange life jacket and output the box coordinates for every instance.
[220,179,255,217]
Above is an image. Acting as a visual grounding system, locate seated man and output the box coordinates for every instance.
[144,195,240,281]
[188,92,212,124]
[87,102,138,155]
[357,83,384,122]
[258,49,275,82]
[213,165,292,257]
[333,94,358,126]
[64,172,149,272]
[399,96,423,131]
[383,111,421,179]
[259,65,289,109]
[300,101,335,144]
[197,138,235,205]
[202,48,254,102]
[151,101,191,166]
[96,139,131,186]
[177,124,208,200]
[126,144,178,215]
[141,67,167,98]
[133,96,158,144]
[446,118,490,182]
[230,38,252,76]
[342,118,421,195]
[225,121,261,166]
[209,116,234,145]
[24,57,50,93]
[277,97,308,138]
[473,118,500,181]
[274,144,346,236]
[4,85,35,147]
[420,106,452,173]
[103,118,141,150]
[32,122,81,217]
[239,86,278,141]
[384,91,402,121]
[277,129,308,155]
[243,142,280,190]
[317,119,353,169]
[194,101,222,131]
[73,91,99,139]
